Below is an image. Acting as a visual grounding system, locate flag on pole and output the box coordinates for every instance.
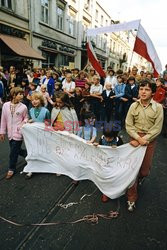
[87,20,162,77]
[133,24,162,77]
[86,41,106,78]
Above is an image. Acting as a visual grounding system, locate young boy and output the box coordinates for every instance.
[94,126,123,202]
[153,78,166,104]
[90,75,103,121]
[125,80,163,211]
[0,87,28,179]
[101,82,115,122]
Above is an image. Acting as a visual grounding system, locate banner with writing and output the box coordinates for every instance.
[22,123,147,199]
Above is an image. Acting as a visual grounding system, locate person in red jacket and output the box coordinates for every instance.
[153,78,166,103]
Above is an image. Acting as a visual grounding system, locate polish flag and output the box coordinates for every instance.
[86,41,106,78]
[133,24,162,77]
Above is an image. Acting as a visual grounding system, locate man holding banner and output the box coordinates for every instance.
[125,80,163,211]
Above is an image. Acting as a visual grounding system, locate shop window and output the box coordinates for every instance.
[42,52,56,68]
[58,54,74,67]
[41,0,49,24]
[1,0,12,9]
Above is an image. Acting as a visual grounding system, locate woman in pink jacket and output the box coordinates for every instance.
[0,87,28,179]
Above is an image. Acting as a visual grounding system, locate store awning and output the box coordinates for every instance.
[0,34,45,60]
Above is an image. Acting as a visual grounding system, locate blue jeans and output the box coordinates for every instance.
[9,140,27,172]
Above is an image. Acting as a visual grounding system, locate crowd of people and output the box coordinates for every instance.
[0,63,166,211]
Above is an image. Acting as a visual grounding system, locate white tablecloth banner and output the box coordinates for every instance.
[22,123,147,199]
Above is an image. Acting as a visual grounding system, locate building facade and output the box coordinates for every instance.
[0,0,45,68]
[0,0,151,72]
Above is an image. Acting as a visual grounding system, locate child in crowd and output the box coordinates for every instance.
[27,82,38,109]
[29,92,50,123]
[114,75,126,125]
[90,75,103,121]
[51,92,78,178]
[94,126,123,202]
[81,82,91,111]
[51,92,78,134]
[101,82,115,122]
[75,71,88,89]
[153,78,166,104]
[0,74,4,105]
[0,87,28,179]
[21,79,30,107]
[9,82,15,93]
[124,76,139,116]
[72,87,83,121]
[153,78,167,138]
[54,82,62,96]
[62,73,75,97]
[40,84,54,108]
[125,81,163,211]
[104,69,117,90]
[25,92,51,179]
[82,81,91,97]
[42,71,55,98]
[77,112,97,144]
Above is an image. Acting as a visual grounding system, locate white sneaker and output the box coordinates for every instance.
[56,173,61,176]
[25,172,32,179]
[127,201,136,212]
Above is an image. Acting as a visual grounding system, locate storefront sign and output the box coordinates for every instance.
[0,24,25,38]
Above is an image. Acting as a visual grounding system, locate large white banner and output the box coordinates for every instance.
[22,123,147,199]
[87,19,140,37]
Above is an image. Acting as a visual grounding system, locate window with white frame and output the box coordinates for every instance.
[101,15,103,26]
[103,35,107,50]
[41,0,49,24]
[110,39,113,52]
[68,16,75,36]
[57,6,64,30]
[113,41,116,53]
[84,0,90,11]
[1,0,12,9]
[95,10,98,20]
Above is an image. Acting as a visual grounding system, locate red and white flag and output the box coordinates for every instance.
[87,20,162,77]
[133,24,161,77]
[86,41,106,77]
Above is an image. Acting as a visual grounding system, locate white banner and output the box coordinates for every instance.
[87,19,140,37]
[22,123,147,199]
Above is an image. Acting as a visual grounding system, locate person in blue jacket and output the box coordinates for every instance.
[42,70,55,97]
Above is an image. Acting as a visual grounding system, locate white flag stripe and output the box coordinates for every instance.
[87,19,140,36]
[137,24,162,74]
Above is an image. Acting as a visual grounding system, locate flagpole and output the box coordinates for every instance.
[129,50,134,71]
[129,20,141,71]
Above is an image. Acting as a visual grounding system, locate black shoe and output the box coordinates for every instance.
[138,177,145,186]
[72,180,79,186]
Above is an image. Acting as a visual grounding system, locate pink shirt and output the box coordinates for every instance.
[0,101,28,141]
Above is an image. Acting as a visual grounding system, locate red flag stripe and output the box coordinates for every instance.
[86,42,106,78]
[133,36,159,77]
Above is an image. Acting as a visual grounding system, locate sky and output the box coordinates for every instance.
[98,0,167,71]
